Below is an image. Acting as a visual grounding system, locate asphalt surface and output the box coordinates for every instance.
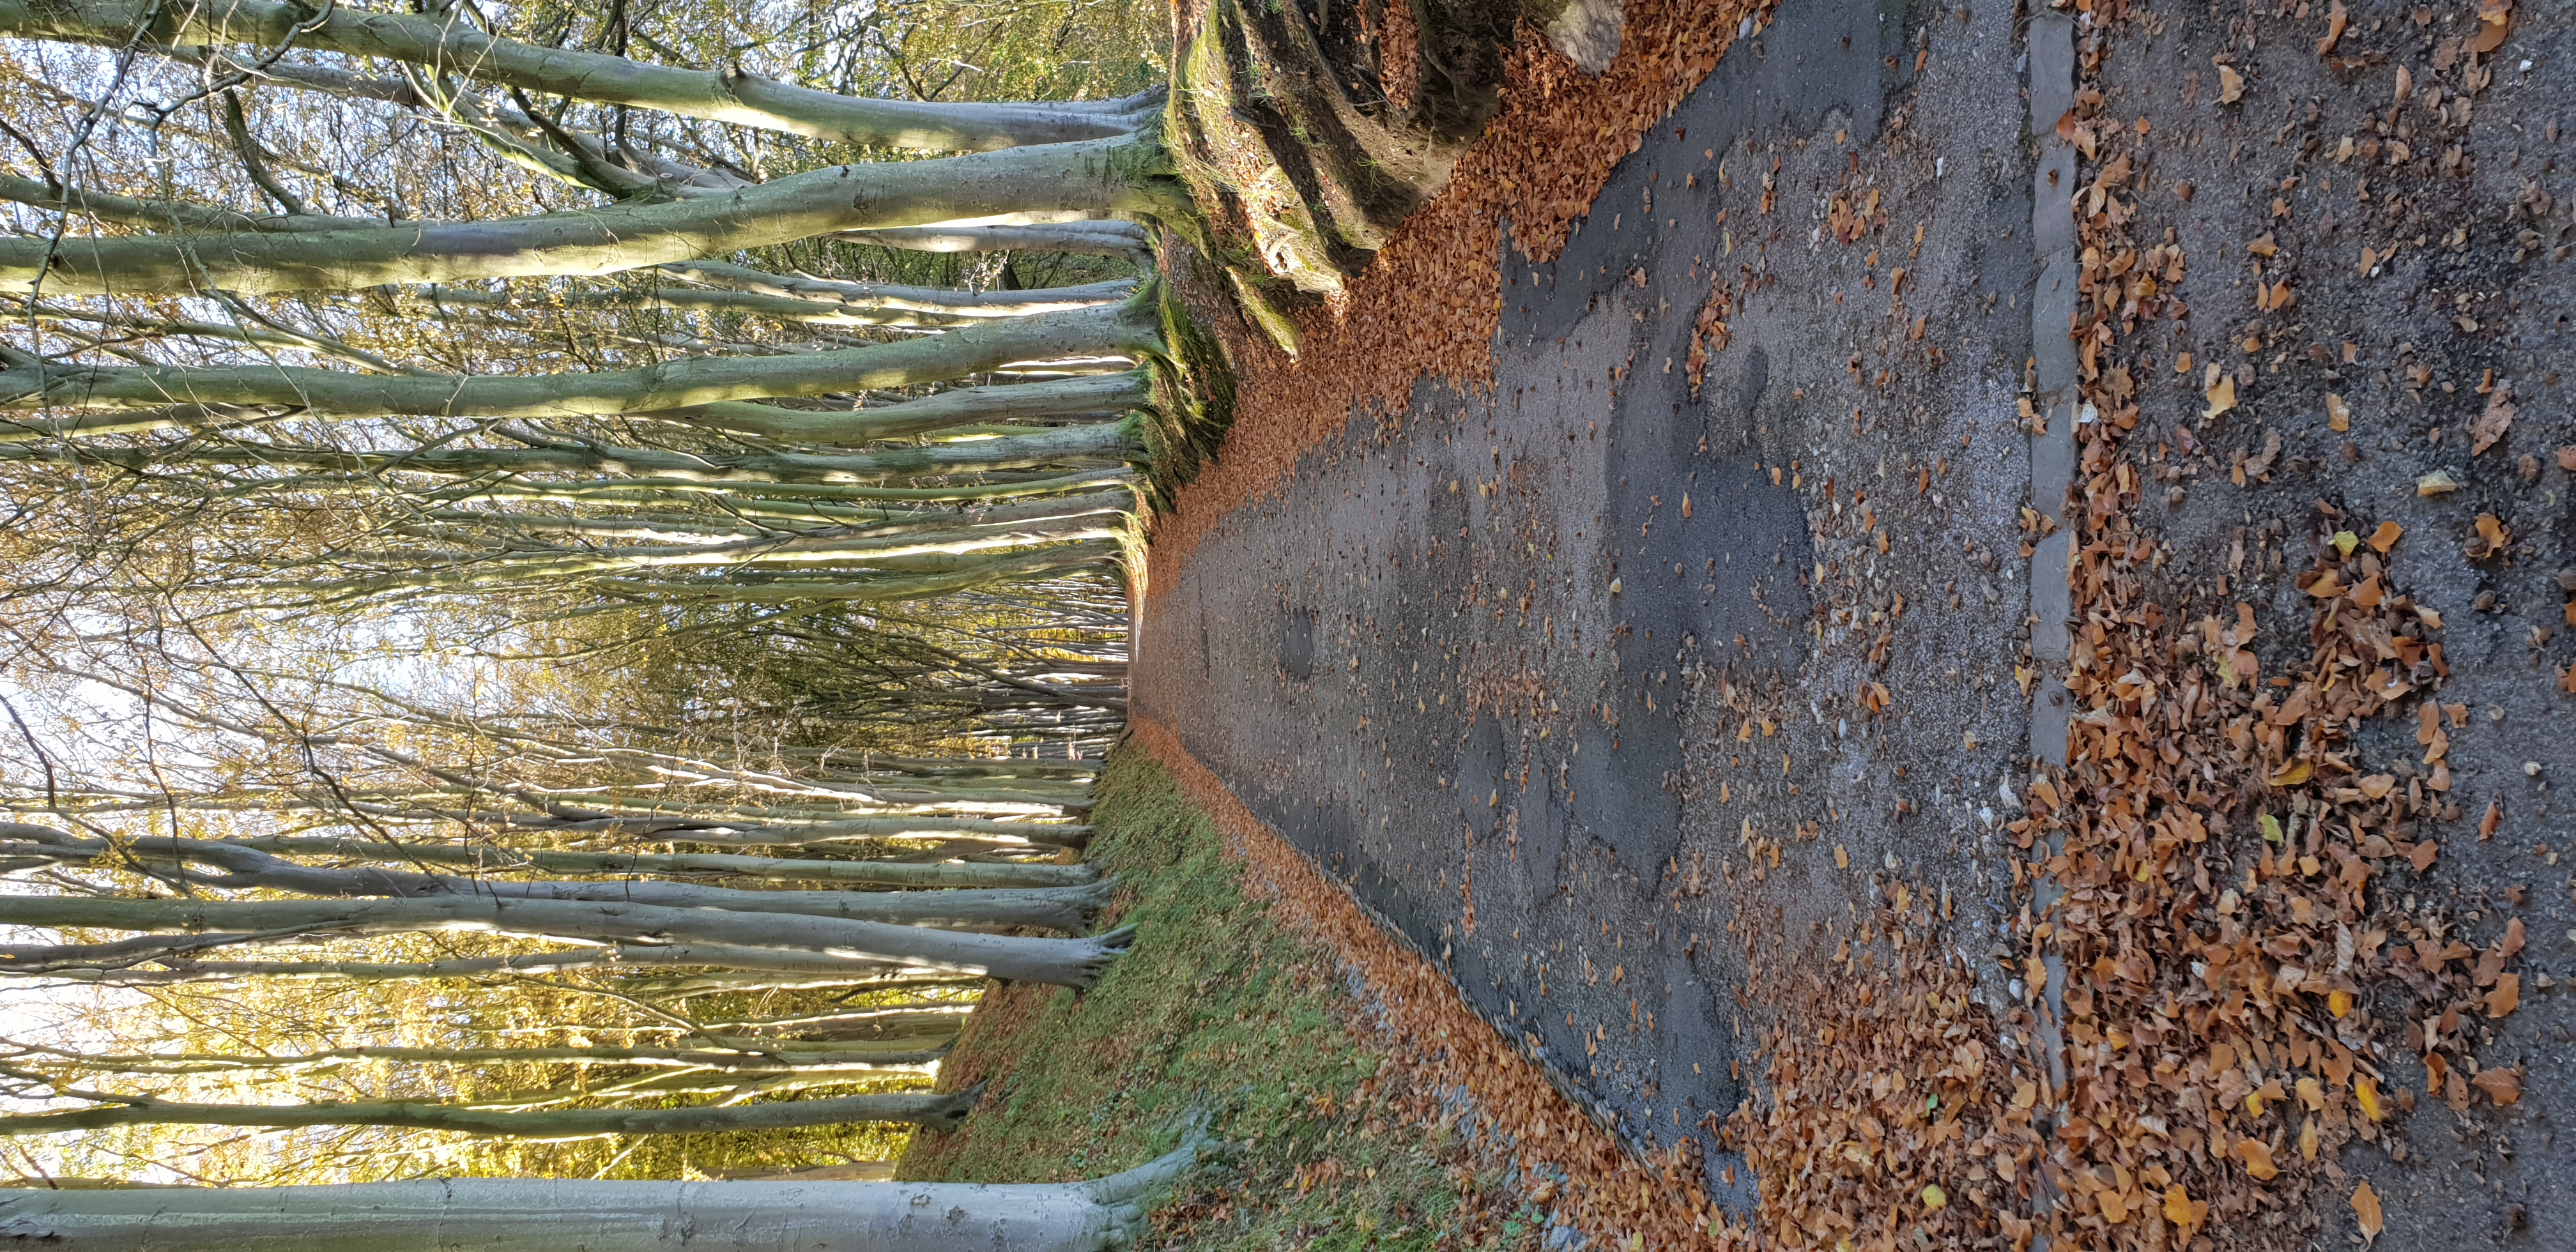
[1138,0,2037,1202]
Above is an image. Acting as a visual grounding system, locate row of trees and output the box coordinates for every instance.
[0,0,1219,1243]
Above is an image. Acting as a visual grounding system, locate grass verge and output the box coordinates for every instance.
[898,746,1541,1249]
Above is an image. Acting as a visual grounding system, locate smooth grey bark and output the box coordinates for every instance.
[837,220,1151,256]
[704,373,1153,444]
[0,832,1112,931]
[250,500,1133,597]
[0,1089,978,1138]
[0,0,1158,151]
[0,303,1154,429]
[16,423,1142,489]
[7,1042,955,1076]
[659,263,1135,318]
[0,138,1163,296]
[209,837,1098,889]
[532,814,1096,848]
[0,894,1132,986]
[585,540,1123,604]
[408,280,1136,331]
[17,948,942,988]
[0,1138,1202,1250]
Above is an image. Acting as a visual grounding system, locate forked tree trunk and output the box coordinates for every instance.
[0,1138,1199,1249]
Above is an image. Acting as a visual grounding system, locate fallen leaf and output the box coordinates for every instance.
[2356,1076,2383,1121]
[2327,393,2352,431]
[2479,797,2501,840]
[2329,988,2354,1018]
[2352,1181,2384,1241]
[2235,1137,2278,1180]
[2267,760,2313,786]
[2469,0,2512,54]
[2485,972,2519,1018]
[2163,1185,2207,1234]
[1921,1184,1947,1210]
[2218,64,2246,104]
[2472,386,2516,454]
[2557,446,2576,472]
[2332,530,2359,556]
[2471,1066,2522,1106]
[2247,232,2279,257]
[2416,470,2459,496]
[2317,0,2349,54]
[2368,521,2403,552]
[2204,375,2238,420]
[2410,841,2439,873]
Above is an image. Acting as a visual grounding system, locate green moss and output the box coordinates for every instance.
[898,749,1498,1249]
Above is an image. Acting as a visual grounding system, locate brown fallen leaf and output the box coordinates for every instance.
[2480,797,2501,840]
[2352,1181,2384,1241]
[2471,1065,2522,1105]
[2218,64,2246,104]
[2317,0,2349,55]
[2472,385,2515,454]
[2411,840,2439,873]
[2235,1136,2278,1179]
[2471,0,2513,54]
[2163,1184,2207,1234]
[2368,520,2404,552]
[2247,231,2280,257]
[2327,392,2352,431]
[2557,446,2576,472]
[2204,374,2239,420]
[2485,972,2519,1018]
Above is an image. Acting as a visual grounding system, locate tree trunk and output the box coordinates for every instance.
[0,303,1155,431]
[0,1090,978,1138]
[27,425,1144,490]
[0,894,1133,986]
[533,815,1095,848]
[21,950,960,989]
[0,0,1158,151]
[0,139,1165,296]
[657,263,1135,318]
[8,832,1116,931]
[836,221,1151,256]
[704,374,1152,444]
[0,1138,1200,1249]
[216,839,1099,889]
[17,1041,956,1076]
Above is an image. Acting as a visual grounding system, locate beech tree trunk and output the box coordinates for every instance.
[0,895,1133,986]
[0,1090,979,1138]
[2,831,1114,931]
[0,1138,1200,1249]
[0,140,1164,296]
[0,303,1156,431]
[188,837,1099,889]
[0,0,1158,151]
